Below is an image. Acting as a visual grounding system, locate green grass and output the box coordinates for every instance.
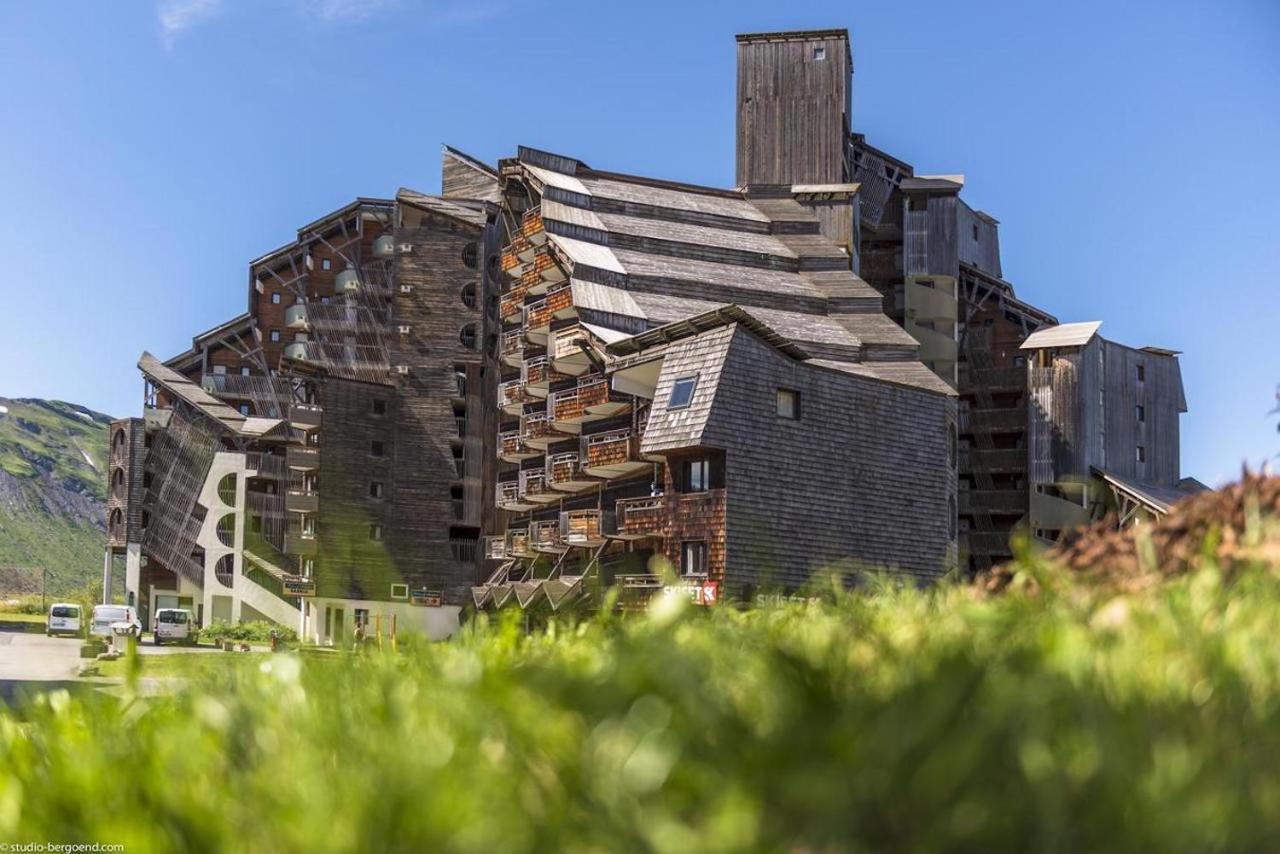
[0,612,47,633]
[5,549,1280,851]
[92,650,270,679]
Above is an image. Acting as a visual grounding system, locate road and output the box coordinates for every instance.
[0,627,231,704]
[0,629,84,704]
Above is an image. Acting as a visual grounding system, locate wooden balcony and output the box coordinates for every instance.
[500,379,532,416]
[496,479,536,512]
[521,411,569,450]
[958,447,1027,474]
[528,245,565,294]
[511,234,536,263]
[549,324,596,376]
[484,536,508,560]
[614,495,667,540]
[561,509,605,547]
[522,355,569,397]
[501,249,521,275]
[959,407,1025,434]
[959,489,1027,515]
[549,377,630,430]
[582,429,650,479]
[288,404,322,430]
[519,468,558,505]
[529,519,564,552]
[500,330,525,368]
[505,528,534,558]
[499,429,539,463]
[522,207,546,245]
[500,291,525,323]
[547,451,597,493]
[283,529,317,557]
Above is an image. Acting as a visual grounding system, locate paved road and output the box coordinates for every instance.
[0,629,84,704]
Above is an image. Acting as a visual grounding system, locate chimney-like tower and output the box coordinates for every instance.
[735,29,853,187]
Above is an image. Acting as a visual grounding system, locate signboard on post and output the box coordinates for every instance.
[282,575,316,597]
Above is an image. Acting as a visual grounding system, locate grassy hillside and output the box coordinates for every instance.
[0,397,111,595]
[4,481,1279,851]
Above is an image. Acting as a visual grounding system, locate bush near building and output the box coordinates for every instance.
[197,619,298,645]
[2,478,1278,851]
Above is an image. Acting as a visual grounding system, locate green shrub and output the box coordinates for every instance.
[197,619,297,645]
[4,552,1280,851]
[0,595,47,615]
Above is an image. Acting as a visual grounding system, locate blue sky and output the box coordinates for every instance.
[0,0,1276,484]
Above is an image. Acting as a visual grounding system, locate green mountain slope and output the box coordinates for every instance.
[0,397,112,596]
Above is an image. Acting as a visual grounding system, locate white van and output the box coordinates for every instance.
[46,603,82,637]
[90,604,140,640]
[153,608,195,645]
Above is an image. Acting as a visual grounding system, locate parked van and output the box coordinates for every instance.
[90,604,140,641]
[46,603,82,637]
[153,608,195,645]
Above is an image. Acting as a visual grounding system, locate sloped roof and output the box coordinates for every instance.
[139,351,286,437]
[1092,467,1207,516]
[1020,321,1103,350]
[396,188,488,228]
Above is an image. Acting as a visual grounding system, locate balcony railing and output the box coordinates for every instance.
[521,412,562,448]
[530,519,563,551]
[959,408,1025,433]
[522,355,567,390]
[500,330,525,366]
[285,490,319,514]
[959,489,1027,515]
[561,509,604,546]
[960,367,1025,393]
[547,452,589,488]
[958,448,1027,474]
[286,447,320,470]
[484,536,507,560]
[501,249,521,275]
[289,404,322,430]
[500,292,525,323]
[522,206,545,244]
[500,379,531,412]
[499,430,535,461]
[519,468,550,501]
[549,377,613,423]
[505,528,534,557]
[496,480,521,508]
[615,495,667,539]
[511,234,535,263]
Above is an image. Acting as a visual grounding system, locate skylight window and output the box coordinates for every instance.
[668,376,697,410]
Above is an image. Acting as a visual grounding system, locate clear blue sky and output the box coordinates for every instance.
[1,0,1276,485]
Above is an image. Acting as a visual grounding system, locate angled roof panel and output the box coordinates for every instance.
[1020,321,1103,350]
[138,351,246,431]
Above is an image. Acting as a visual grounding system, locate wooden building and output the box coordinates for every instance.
[471,146,956,613]
[107,150,504,640]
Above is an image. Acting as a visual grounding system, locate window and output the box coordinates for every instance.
[680,541,708,576]
[777,388,800,420]
[238,404,250,416]
[369,482,384,498]
[684,459,709,493]
[461,242,479,269]
[812,46,826,60]
[1136,364,1146,383]
[213,364,227,375]
[461,283,477,308]
[371,440,384,457]
[269,329,281,343]
[459,324,477,350]
[972,223,980,241]
[371,399,386,415]
[390,583,409,600]
[321,258,332,271]
[354,608,369,629]
[1136,446,1147,463]
[370,524,384,541]
[669,376,697,409]
[271,293,281,304]
[321,296,331,304]
[1136,404,1145,423]
[240,366,251,376]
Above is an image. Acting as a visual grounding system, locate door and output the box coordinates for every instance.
[332,608,345,643]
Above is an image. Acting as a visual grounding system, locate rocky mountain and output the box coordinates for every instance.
[0,397,112,596]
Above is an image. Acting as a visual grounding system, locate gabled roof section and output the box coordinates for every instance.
[1020,321,1103,350]
[1092,467,1207,516]
[900,175,965,193]
[165,312,256,371]
[607,305,809,361]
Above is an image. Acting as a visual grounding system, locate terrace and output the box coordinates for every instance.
[500,379,533,416]
[521,410,568,451]
[530,519,565,552]
[519,467,558,505]
[547,451,597,493]
[522,355,569,397]
[499,429,539,463]
[582,428,651,479]
[548,376,630,430]
[495,479,537,512]
[614,495,668,540]
[549,323,597,376]
[561,509,606,548]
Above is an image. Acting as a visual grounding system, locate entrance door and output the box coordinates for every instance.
[329,607,344,645]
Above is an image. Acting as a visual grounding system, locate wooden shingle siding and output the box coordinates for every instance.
[639,325,737,454]
[701,327,955,588]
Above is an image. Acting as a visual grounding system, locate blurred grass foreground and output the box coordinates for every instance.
[4,474,1280,852]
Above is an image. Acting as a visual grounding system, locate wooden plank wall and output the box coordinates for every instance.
[736,34,852,186]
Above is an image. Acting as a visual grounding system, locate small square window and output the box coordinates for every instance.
[240,367,250,376]
[269,329,281,343]
[371,399,386,415]
[777,388,800,420]
[812,46,826,60]
[370,524,384,541]
[321,258,332,271]
[271,293,281,305]
[669,376,697,409]
[1136,405,1145,423]
[390,583,409,600]
[371,440,385,457]
[321,296,331,305]
[1136,446,1147,463]
[369,482,384,498]
[238,404,250,416]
